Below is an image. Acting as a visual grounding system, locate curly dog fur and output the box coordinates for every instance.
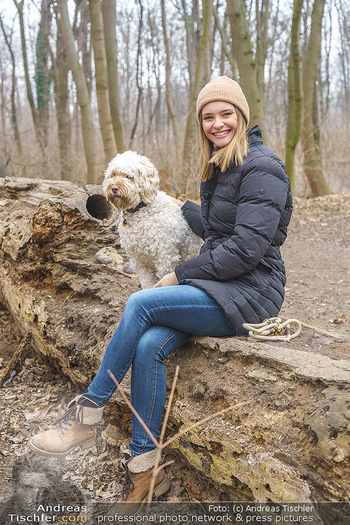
[103,151,202,288]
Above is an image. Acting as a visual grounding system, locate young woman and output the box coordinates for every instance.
[29,76,292,508]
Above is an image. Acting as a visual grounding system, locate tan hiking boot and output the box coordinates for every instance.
[108,449,171,516]
[28,396,104,457]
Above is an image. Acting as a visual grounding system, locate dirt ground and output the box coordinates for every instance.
[280,192,350,338]
[0,192,349,506]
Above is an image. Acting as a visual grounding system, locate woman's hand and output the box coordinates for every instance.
[153,272,179,287]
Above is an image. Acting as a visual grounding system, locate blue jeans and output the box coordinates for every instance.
[84,285,234,455]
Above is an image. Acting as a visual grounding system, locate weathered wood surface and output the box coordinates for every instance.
[0,177,349,506]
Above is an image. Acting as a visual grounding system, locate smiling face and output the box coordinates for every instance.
[201,101,237,148]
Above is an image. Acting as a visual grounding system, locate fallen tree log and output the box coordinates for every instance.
[0,177,349,508]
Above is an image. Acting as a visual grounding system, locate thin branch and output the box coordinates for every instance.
[162,400,251,449]
[107,370,159,449]
[158,364,179,447]
[147,365,179,502]
[154,459,175,474]
[108,366,252,506]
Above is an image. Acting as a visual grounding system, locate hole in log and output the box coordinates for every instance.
[86,194,113,220]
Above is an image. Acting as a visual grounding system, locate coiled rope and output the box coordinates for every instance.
[243,317,302,342]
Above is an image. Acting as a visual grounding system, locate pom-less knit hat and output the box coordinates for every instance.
[196,76,250,124]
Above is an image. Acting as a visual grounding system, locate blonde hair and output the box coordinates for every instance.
[198,107,249,182]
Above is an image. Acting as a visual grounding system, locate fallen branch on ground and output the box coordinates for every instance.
[108,367,251,504]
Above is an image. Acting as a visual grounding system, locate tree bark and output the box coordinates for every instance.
[285,0,303,190]
[146,13,162,145]
[183,0,213,198]
[13,0,45,154]
[301,0,329,196]
[0,14,23,158]
[213,5,236,75]
[35,0,51,150]
[335,2,350,128]
[255,0,270,111]
[52,5,71,180]
[129,0,144,148]
[0,177,131,385]
[74,0,92,98]
[101,0,126,154]
[226,0,264,130]
[0,59,6,139]
[161,0,180,156]
[89,0,117,164]
[59,0,97,184]
[180,0,202,95]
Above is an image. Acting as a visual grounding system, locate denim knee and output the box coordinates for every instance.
[132,328,170,368]
[124,289,152,317]
[125,290,141,311]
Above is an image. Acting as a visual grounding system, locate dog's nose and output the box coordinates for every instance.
[111,185,120,194]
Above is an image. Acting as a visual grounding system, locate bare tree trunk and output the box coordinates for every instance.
[285,0,303,190]
[301,0,329,196]
[101,0,125,153]
[226,0,264,130]
[146,14,162,143]
[52,5,71,180]
[180,0,203,95]
[264,0,280,114]
[193,0,203,73]
[181,0,193,94]
[35,0,51,150]
[213,5,236,75]
[59,0,97,184]
[335,0,350,132]
[320,3,332,117]
[255,0,271,111]
[13,0,45,154]
[183,0,213,198]
[203,0,213,84]
[0,57,6,139]
[161,0,180,156]
[129,0,144,147]
[89,0,117,165]
[73,0,92,98]
[0,15,22,157]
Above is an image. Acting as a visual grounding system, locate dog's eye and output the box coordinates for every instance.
[126,174,134,179]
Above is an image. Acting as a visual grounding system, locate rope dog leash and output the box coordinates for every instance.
[243,317,302,342]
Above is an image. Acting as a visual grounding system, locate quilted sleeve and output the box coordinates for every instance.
[181,200,205,239]
[175,161,290,282]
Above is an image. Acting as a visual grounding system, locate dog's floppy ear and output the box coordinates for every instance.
[137,156,160,203]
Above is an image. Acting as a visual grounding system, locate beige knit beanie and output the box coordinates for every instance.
[196,76,250,124]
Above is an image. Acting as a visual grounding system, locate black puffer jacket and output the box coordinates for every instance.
[175,125,293,335]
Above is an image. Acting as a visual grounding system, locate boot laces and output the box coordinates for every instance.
[120,449,132,470]
[121,459,134,500]
[52,405,77,432]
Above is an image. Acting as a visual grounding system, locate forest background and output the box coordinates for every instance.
[0,0,349,198]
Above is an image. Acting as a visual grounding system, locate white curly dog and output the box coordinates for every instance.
[103,150,202,289]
